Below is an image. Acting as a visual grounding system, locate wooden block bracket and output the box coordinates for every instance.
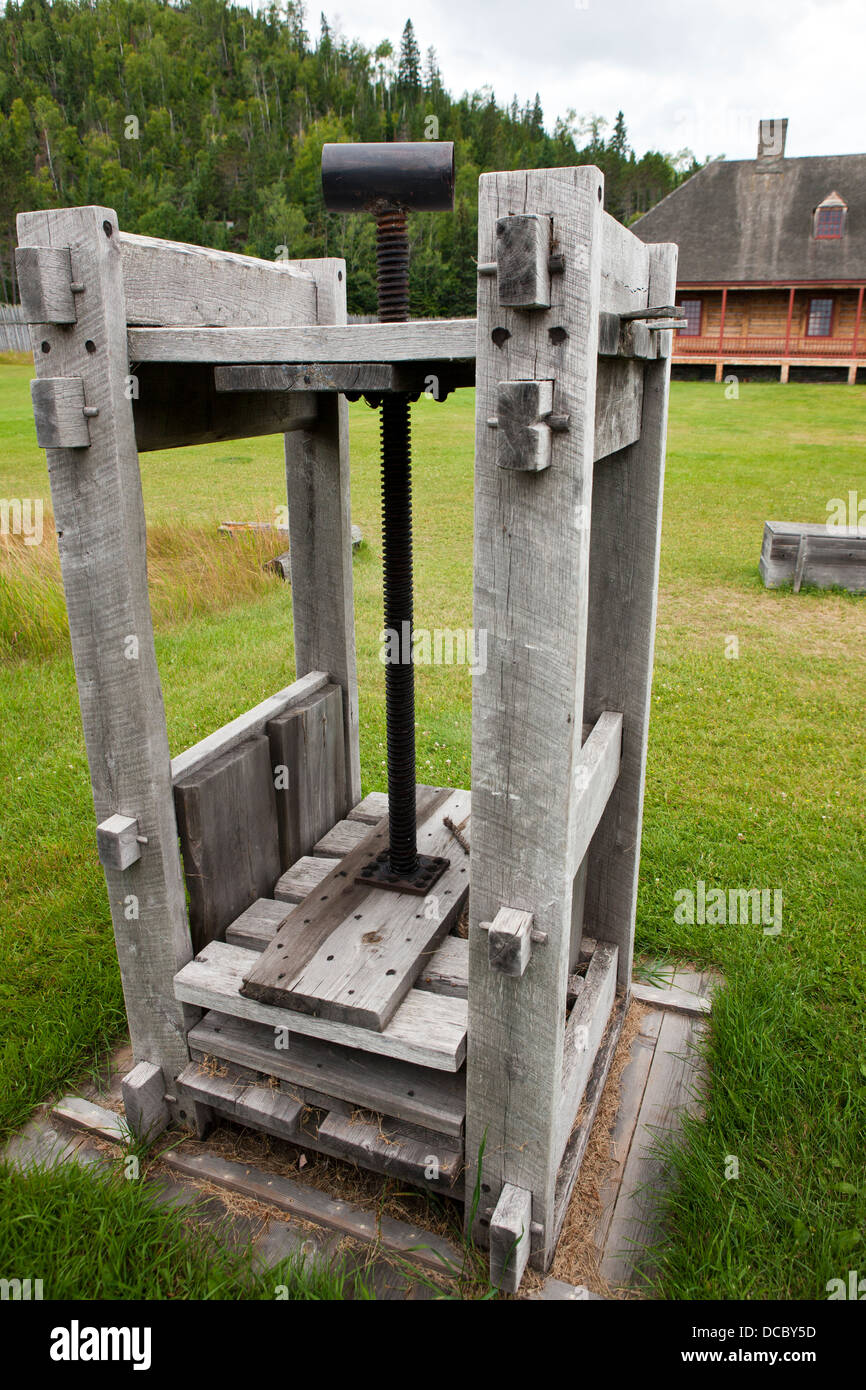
[30,376,96,449]
[480,908,547,977]
[15,244,82,324]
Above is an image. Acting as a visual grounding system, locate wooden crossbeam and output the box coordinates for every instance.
[127,318,477,364]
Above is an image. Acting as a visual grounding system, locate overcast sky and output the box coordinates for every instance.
[312,0,864,161]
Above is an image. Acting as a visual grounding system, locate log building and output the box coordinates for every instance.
[636,119,866,382]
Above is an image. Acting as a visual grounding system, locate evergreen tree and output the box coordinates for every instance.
[397,19,421,91]
[0,0,695,316]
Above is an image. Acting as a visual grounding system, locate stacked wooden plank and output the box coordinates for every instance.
[173,786,473,1195]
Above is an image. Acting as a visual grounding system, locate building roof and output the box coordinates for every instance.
[634,152,866,283]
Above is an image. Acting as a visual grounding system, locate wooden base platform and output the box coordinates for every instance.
[171,785,625,1226]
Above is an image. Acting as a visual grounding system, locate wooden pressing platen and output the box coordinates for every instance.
[173,786,473,1196]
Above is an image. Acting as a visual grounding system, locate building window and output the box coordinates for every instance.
[679,299,702,336]
[806,298,834,336]
[813,194,847,239]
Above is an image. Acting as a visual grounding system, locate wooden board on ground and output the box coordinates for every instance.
[160,1150,462,1274]
[174,940,467,1072]
[239,786,463,1028]
[266,683,346,871]
[173,734,280,952]
[188,1008,466,1137]
[599,1006,704,1289]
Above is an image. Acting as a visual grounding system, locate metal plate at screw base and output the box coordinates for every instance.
[355,851,450,895]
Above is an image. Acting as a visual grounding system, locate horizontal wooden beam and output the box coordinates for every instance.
[173,940,467,1072]
[170,671,328,784]
[118,230,316,328]
[132,363,317,452]
[127,318,477,364]
[214,360,477,396]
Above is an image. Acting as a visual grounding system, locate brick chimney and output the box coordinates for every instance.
[757,118,788,159]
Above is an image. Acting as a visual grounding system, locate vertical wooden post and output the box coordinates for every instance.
[851,286,864,378]
[16,206,193,1090]
[283,258,361,810]
[783,286,795,357]
[582,240,678,991]
[466,166,605,1269]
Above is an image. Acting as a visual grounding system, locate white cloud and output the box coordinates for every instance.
[308,0,865,159]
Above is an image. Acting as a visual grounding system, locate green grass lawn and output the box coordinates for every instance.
[1,358,865,1299]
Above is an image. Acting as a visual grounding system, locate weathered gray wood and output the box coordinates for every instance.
[121,1061,169,1143]
[95,813,142,872]
[15,245,78,323]
[132,362,317,452]
[177,1063,303,1142]
[160,1150,462,1274]
[273,856,339,904]
[415,934,469,999]
[189,1008,465,1137]
[557,941,618,1161]
[117,230,316,328]
[313,819,370,857]
[170,671,327,784]
[759,520,866,593]
[52,1096,131,1145]
[226,904,469,999]
[568,711,623,878]
[630,981,711,1015]
[223,897,293,950]
[583,240,677,990]
[792,533,809,594]
[18,205,194,1092]
[495,379,554,472]
[315,1110,463,1196]
[30,376,91,448]
[266,683,347,871]
[551,993,628,1250]
[597,311,656,360]
[240,789,464,1028]
[594,357,643,461]
[174,735,281,952]
[271,789,470,1030]
[600,1008,702,1287]
[127,318,477,363]
[240,785,448,1014]
[347,792,390,824]
[495,214,551,309]
[282,257,362,810]
[214,363,395,393]
[174,940,467,1071]
[489,1183,533,1292]
[467,165,609,1270]
[592,1010,661,1254]
[486,907,534,977]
